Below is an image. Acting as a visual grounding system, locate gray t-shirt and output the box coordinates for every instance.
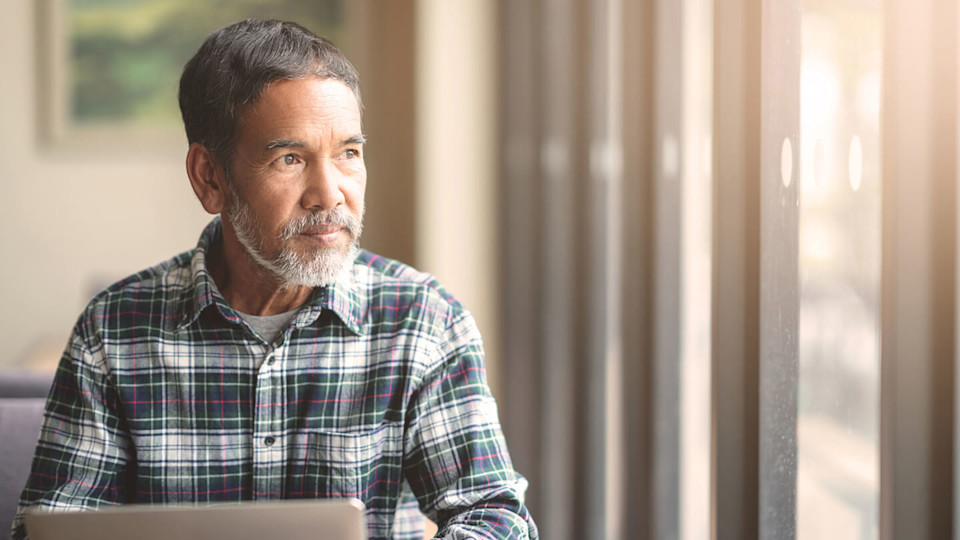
[238,309,299,362]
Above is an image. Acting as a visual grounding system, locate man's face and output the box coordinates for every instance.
[222,77,366,287]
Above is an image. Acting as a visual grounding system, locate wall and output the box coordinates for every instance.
[0,1,210,369]
[415,0,500,392]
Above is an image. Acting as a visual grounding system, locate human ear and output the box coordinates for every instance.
[186,143,228,215]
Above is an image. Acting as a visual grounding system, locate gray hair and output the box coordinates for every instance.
[178,18,362,172]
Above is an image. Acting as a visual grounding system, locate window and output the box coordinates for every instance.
[796,1,882,538]
[498,0,957,539]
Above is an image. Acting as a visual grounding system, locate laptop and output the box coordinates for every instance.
[24,499,366,540]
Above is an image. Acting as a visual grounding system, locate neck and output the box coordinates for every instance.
[208,224,314,316]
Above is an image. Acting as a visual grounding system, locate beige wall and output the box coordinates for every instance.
[415,0,500,392]
[1,2,211,369]
[0,1,500,390]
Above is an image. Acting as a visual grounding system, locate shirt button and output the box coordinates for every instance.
[267,357,276,366]
[263,436,276,446]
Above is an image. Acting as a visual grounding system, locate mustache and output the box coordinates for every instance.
[280,208,363,241]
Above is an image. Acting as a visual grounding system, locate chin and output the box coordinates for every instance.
[275,244,358,287]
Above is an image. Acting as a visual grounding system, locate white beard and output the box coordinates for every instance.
[225,185,363,288]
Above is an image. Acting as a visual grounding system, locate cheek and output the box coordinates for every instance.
[353,167,368,195]
[250,200,300,239]
[347,181,366,214]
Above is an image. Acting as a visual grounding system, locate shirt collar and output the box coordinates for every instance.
[175,217,365,336]
[291,257,365,336]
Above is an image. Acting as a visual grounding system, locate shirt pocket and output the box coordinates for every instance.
[300,421,404,503]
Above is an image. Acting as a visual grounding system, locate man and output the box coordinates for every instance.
[13,19,537,540]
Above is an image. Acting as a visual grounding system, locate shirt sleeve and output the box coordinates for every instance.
[11,319,133,540]
[402,310,539,540]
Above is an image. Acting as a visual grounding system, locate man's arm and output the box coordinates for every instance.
[11,321,132,540]
[403,312,538,540]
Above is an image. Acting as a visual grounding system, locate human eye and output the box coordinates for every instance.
[342,148,361,160]
[268,153,304,173]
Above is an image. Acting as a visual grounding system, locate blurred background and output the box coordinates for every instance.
[2,0,960,539]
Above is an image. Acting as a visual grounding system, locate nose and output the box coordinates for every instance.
[301,158,345,211]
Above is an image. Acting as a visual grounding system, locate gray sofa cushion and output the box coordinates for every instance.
[0,398,46,534]
[0,371,53,399]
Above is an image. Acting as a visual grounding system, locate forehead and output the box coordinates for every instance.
[238,77,362,139]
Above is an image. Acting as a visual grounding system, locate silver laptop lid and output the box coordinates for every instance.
[24,499,366,540]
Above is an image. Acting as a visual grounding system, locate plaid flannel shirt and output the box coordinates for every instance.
[12,218,537,540]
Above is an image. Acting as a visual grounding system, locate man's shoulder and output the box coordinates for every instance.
[80,249,196,326]
[350,250,468,321]
[97,250,195,299]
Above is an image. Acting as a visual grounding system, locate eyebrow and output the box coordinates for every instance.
[265,138,305,151]
[264,134,367,151]
[345,134,367,145]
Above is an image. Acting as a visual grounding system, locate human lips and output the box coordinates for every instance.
[299,225,345,247]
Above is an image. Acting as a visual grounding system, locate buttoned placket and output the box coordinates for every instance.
[252,339,288,499]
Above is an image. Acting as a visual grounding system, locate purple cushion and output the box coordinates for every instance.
[0,398,46,532]
[0,371,53,399]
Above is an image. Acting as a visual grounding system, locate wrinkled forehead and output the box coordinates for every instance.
[237,75,362,130]
[234,77,363,146]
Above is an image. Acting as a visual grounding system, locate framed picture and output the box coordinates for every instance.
[37,0,346,152]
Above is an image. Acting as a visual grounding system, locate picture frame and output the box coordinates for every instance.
[35,0,346,154]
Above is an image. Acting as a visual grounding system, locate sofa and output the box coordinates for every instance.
[0,371,53,534]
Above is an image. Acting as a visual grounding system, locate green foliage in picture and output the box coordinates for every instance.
[70,0,343,127]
